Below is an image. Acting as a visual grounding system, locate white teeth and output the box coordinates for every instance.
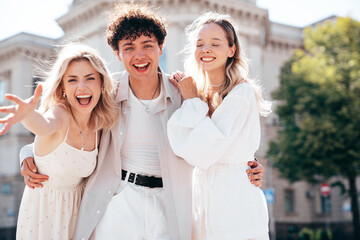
[202,58,215,61]
[134,63,148,67]
[76,95,91,98]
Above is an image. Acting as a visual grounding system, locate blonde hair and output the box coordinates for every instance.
[39,43,118,132]
[183,12,271,116]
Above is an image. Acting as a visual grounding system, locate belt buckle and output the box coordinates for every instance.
[128,172,137,184]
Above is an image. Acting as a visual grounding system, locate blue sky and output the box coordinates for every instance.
[0,0,359,41]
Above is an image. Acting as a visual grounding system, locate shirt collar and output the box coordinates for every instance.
[114,67,178,106]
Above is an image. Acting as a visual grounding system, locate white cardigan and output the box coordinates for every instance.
[167,83,269,239]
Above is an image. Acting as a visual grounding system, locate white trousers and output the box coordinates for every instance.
[94,180,170,240]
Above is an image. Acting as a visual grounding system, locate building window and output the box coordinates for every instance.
[1,183,12,195]
[321,195,331,214]
[285,189,295,213]
[7,208,14,217]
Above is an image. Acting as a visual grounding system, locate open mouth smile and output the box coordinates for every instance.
[76,94,92,107]
[133,63,150,71]
[201,57,215,62]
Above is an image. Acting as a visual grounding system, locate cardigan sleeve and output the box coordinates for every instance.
[19,143,34,167]
[167,83,255,170]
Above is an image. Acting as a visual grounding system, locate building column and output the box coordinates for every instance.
[165,22,185,73]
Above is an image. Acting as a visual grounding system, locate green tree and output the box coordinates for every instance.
[269,17,360,240]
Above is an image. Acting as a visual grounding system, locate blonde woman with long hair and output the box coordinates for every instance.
[0,44,118,239]
[167,12,271,239]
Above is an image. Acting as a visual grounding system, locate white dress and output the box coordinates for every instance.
[16,128,97,240]
[167,83,269,240]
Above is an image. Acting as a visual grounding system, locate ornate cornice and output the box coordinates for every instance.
[0,33,55,63]
[57,0,113,33]
[267,22,304,51]
[267,36,303,52]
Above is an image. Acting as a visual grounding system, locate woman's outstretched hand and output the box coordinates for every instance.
[169,71,198,100]
[0,84,42,135]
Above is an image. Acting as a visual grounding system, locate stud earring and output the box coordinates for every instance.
[63,91,67,98]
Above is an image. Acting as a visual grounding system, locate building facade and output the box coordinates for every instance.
[0,0,355,239]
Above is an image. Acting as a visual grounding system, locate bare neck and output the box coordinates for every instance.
[129,74,161,100]
[70,109,92,130]
[205,70,226,91]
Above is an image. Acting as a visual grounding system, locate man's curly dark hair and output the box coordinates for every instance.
[106,3,167,51]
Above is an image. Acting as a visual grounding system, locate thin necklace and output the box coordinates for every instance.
[207,81,225,87]
[130,79,160,113]
[70,109,89,151]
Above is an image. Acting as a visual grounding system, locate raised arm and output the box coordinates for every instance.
[0,84,42,135]
[0,84,67,136]
[1,85,64,188]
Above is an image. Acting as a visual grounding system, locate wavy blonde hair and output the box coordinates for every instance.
[183,12,271,116]
[38,43,118,132]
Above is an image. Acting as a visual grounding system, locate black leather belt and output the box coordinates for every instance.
[121,169,163,188]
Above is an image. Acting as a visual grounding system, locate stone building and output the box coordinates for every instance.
[0,0,355,239]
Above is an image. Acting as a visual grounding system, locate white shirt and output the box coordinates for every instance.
[121,88,163,176]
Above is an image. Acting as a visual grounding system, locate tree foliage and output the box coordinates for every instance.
[269,16,360,239]
[269,17,360,183]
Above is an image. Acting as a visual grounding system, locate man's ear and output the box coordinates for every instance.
[116,51,122,62]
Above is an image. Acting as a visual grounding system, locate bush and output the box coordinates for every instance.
[314,229,332,240]
[299,228,314,240]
